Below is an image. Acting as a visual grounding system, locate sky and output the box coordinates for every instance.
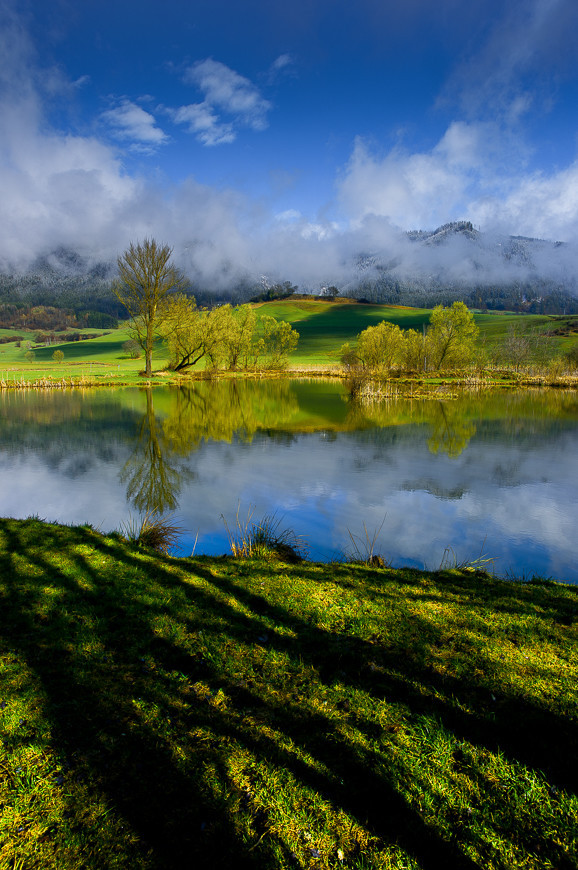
[1,0,578,287]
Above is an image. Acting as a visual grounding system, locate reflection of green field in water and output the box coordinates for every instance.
[3,378,577,449]
[4,378,575,518]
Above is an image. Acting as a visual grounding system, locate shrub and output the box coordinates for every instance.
[123,339,142,359]
[120,512,182,555]
[222,506,307,562]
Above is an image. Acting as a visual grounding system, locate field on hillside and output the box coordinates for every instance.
[0,327,163,385]
[259,300,432,364]
[0,301,577,381]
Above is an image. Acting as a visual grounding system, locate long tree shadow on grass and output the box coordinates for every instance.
[0,521,302,868]
[0,519,576,868]
[211,559,578,793]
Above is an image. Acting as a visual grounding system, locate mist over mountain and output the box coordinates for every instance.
[1,220,576,314]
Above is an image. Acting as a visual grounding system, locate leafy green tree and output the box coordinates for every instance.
[428,302,479,370]
[52,349,64,362]
[114,239,187,377]
[122,339,141,359]
[159,293,206,372]
[223,305,260,370]
[260,316,299,368]
[161,298,240,372]
[203,305,238,370]
[339,342,360,370]
[161,296,298,372]
[355,320,405,372]
[402,328,432,373]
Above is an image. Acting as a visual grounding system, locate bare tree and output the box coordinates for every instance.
[114,239,187,376]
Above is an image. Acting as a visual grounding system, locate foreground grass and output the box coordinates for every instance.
[0,519,576,869]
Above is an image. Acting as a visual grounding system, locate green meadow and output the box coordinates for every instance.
[0,300,576,384]
[0,517,576,869]
[255,300,433,365]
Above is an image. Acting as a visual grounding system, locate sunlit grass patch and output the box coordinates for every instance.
[0,517,576,868]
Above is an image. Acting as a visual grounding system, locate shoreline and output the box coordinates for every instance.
[2,365,578,391]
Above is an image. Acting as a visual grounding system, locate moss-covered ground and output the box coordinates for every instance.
[0,518,576,869]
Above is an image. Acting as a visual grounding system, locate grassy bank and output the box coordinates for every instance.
[0,518,576,869]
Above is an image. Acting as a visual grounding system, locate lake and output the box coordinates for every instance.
[1,379,577,583]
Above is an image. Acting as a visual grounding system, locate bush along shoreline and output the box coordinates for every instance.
[0,516,576,869]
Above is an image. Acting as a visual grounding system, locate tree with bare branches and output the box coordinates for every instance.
[114,239,187,376]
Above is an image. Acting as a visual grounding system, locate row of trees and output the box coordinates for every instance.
[341,302,480,375]
[159,295,298,372]
[342,301,576,377]
[113,239,298,376]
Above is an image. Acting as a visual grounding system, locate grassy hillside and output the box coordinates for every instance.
[258,300,432,365]
[0,327,159,385]
[0,518,576,869]
[254,301,578,365]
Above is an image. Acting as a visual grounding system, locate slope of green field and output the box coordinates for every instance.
[0,302,576,379]
[258,300,431,364]
[0,328,165,384]
[0,517,576,869]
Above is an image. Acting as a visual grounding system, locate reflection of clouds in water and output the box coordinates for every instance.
[0,453,130,529]
[176,431,578,579]
[1,421,577,582]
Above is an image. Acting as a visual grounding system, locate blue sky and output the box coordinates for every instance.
[1,0,578,285]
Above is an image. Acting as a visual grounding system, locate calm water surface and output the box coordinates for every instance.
[1,380,577,583]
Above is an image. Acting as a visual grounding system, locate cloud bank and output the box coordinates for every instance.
[1,1,578,291]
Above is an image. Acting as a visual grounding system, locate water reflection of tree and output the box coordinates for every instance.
[162,380,299,454]
[121,381,299,513]
[121,388,191,514]
[427,402,476,458]
[345,395,477,457]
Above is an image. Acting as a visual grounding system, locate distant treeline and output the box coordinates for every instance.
[347,276,578,314]
[2,267,578,319]
[0,303,117,331]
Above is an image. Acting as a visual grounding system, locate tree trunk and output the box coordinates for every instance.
[145,322,153,376]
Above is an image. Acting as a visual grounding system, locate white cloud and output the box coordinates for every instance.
[1,3,578,290]
[175,58,271,145]
[338,130,474,229]
[337,122,578,243]
[101,99,168,152]
[270,54,293,74]
[268,53,296,82]
[441,0,578,121]
[172,102,235,146]
[468,162,578,241]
